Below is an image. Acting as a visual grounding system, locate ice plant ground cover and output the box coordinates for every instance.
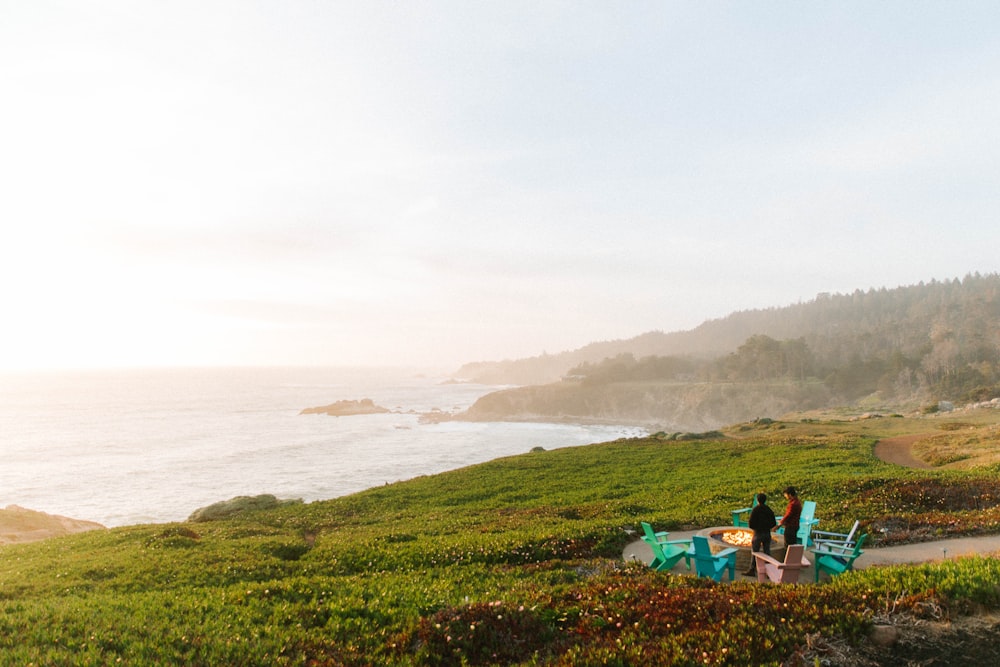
[2,413,1000,664]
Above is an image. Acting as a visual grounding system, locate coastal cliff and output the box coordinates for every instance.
[457,379,835,431]
[0,505,106,545]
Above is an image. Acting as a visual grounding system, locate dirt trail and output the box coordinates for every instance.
[873,433,934,469]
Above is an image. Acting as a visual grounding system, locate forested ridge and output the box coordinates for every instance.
[456,273,1000,425]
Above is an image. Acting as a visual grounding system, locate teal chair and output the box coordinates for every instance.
[645,536,693,572]
[797,500,820,546]
[640,521,670,544]
[689,535,737,581]
[812,533,867,582]
[731,495,759,527]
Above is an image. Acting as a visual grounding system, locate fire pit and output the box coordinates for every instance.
[697,527,781,572]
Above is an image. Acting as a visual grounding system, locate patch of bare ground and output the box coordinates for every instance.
[911,422,1000,469]
[791,613,1000,667]
[0,505,105,544]
[873,433,935,469]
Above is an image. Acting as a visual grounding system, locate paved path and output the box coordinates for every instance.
[623,530,1000,581]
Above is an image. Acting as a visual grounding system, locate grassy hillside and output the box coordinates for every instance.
[3,412,1000,664]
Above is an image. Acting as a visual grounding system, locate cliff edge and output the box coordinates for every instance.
[0,505,106,545]
[458,379,836,432]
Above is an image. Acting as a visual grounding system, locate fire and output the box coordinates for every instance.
[719,530,754,547]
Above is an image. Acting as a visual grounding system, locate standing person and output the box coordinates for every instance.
[744,492,776,576]
[778,486,803,547]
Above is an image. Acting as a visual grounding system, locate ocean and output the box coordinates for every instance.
[0,367,643,528]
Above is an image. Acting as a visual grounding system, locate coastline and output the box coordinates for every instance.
[444,413,651,429]
[2,367,636,528]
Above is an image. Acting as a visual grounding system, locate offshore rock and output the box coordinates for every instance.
[300,398,390,417]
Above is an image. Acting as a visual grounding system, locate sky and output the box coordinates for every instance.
[2,1,1000,372]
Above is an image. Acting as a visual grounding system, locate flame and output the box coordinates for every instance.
[718,530,754,547]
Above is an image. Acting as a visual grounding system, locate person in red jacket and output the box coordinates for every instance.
[777,486,802,547]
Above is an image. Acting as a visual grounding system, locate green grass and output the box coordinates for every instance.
[3,418,1000,665]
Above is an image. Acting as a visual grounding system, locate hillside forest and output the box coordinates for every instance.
[454,274,1000,429]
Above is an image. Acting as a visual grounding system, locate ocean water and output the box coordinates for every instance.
[0,367,643,527]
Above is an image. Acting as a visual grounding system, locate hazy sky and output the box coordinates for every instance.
[3,2,999,372]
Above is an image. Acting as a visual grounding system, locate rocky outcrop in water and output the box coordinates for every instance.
[300,398,390,417]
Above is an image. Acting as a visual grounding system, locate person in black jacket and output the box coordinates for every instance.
[744,492,777,576]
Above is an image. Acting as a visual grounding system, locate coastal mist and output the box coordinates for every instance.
[0,367,642,527]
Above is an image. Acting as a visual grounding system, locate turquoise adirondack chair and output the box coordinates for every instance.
[640,521,670,544]
[689,535,737,581]
[797,501,820,546]
[731,495,759,527]
[645,537,693,572]
[777,500,819,546]
[812,533,867,582]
